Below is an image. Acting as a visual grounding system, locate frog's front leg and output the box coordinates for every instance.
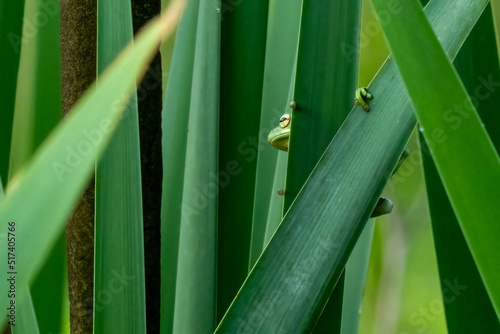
[392,147,410,175]
[354,87,373,112]
[371,197,393,217]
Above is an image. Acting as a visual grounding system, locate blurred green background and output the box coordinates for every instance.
[358,2,500,333]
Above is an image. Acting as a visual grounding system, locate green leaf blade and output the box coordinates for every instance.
[421,4,500,331]
[160,0,200,332]
[171,0,220,332]
[371,0,500,317]
[217,0,269,319]
[94,1,147,332]
[0,0,24,182]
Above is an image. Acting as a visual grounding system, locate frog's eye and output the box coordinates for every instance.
[279,114,291,128]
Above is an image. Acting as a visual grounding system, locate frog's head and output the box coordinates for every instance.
[267,114,291,152]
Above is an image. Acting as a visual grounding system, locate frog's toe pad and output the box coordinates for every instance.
[370,197,393,218]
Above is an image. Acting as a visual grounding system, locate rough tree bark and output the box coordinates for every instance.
[60,0,97,333]
[60,1,162,332]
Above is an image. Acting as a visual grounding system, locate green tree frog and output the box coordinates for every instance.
[267,88,406,217]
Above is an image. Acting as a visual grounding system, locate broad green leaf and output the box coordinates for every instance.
[160,0,199,332]
[248,0,302,268]
[371,0,500,317]
[0,0,24,182]
[93,0,146,332]
[172,0,219,332]
[421,4,500,331]
[214,1,486,331]
[217,0,269,319]
[0,6,182,330]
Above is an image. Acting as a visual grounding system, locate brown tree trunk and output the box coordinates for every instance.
[60,1,162,332]
[60,0,97,333]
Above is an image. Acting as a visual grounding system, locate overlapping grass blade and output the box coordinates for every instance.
[370,0,500,316]
[420,4,500,331]
[0,0,24,182]
[214,1,486,331]
[263,151,287,244]
[11,287,39,334]
[31,233,67,334]
[0,6,182,330]
[285,0,361,209]
[8,0,60,181]
[248,0,302,268]
[171,0,219,332]
[160,0,199,332]
[6,0,65,331]
[93,0,146,332]
[217,0,268,319]
[284,0,361,331]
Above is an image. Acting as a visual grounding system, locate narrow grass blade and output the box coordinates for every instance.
[420,4,500,331]
[285,0,361,209]
[214,1,486,331]
[285,0,362,331]
[160,0,199,332]
[370,0,500,316]
[8,0,61,181]
[172,0,219,332]
[31,232,67,334]
[93,0,146,332]
[0,7,182,330]
[0,0,24,182]
[248,0,302,268]
[5,0,65,331]
[263,151,287,244]
[217,0,269,319]
[340,221,374,334]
